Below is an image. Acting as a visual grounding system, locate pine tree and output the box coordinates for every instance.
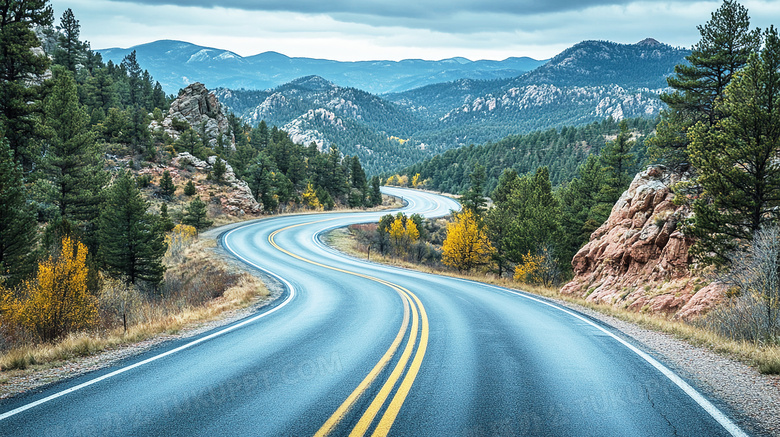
[159,170,175,197]
[40,67,107,250]
[0,138,37,286]
[369,176,382,206]
[159,203,175,232]
[460,164,487,217]
[592,120,636,221]
[688,26,780,267]
[502,167,561,265]
[182,196,213,233]
[53,8,87,72]
[0,0,53,170]
[557,154,606,264]
[183,180,197,196]
[651,0,760,165]
[99,171,167,285]
[211,157,227,184]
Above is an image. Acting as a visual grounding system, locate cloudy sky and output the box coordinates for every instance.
[49,0,780,61]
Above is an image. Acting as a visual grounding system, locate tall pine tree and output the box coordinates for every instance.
[40,67,107,250]
[688,26,780,267]
[99,171,166,285]
[0,138,37,286]
[650,0,760,165]
[0,0,53,171]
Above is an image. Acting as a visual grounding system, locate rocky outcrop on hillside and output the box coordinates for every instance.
[157,83,235,150]
[560,166,725,319]
[137,152,260,216]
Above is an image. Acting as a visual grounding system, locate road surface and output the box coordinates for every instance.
[0,187,748,436]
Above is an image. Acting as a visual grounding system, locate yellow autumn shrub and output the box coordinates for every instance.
[0,237,97,342]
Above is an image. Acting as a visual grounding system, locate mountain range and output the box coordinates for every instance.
[97,40,546,95]
[208,39,688,173]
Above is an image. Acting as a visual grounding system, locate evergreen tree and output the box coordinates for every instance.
[53,8,87,72]
[183,180,197,196]
[159,170,175,197]
[182,196,212,233]
[688,26,780,267]
[159,203,175,232]
[175,128,201,155]
[460,164,487,217]
[651,0,760,165]
[0,0,53,170]
[40,67,107,250]
[0,138,37,285]
[121,50,143,108]
[369,176,382,206]
[99,171,167,285]
[211,157,227,184]
[247,154,278,211]
[592,120,636,220]
[557,154,606,264]
[503,167,562,265]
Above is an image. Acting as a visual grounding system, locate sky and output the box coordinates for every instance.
[49,0,780,62]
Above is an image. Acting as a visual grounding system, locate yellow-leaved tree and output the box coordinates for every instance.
[0,236,97,342]
[389,216,406,254]
[411,173,421,188]
[406,219,420,243]
[442,209,494,272]
[513,246,561,287]
[302,183,322,209]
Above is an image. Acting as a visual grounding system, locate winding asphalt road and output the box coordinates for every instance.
[0,187,750,436]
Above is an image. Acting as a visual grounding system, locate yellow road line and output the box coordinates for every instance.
[348,294,419,437]
[371,291,429,436]
[314,292,411,437]
[267,221,429,437]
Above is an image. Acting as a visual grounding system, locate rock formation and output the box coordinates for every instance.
[560,165,725,319]
[138,152,260,216]
[156,83,235,150]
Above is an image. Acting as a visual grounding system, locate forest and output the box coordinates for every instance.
[0,2,378,350]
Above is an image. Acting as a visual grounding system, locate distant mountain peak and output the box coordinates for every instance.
[637,38,663,47]
[289,75,336,91]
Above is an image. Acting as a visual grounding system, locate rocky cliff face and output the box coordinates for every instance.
[157,83,235,149]
[560,166,725,319]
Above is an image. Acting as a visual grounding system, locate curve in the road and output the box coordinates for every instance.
[0,187,751,437]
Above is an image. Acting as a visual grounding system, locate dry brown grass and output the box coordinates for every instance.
[329,227,780,374]
[0,235,269,372]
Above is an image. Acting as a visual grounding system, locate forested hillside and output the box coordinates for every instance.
[0,4,378,348]
[215,77,434,173]
[217,39,686,173]
[392,117,654,194]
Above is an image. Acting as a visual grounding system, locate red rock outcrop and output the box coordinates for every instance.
[560,165,725,319]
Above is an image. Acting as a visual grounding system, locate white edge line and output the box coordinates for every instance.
[0,223,296,422]
[447,277,748,437]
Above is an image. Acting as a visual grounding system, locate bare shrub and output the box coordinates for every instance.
[698,225,780,344]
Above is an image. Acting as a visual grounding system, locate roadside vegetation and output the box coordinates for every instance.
[329,226,780,374]
[0,225,269,372]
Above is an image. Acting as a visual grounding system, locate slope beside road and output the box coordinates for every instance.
[0,188,752,436]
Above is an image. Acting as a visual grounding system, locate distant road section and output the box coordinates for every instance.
[0,188,747,436]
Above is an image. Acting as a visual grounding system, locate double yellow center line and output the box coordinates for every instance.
[267,220,429,437]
